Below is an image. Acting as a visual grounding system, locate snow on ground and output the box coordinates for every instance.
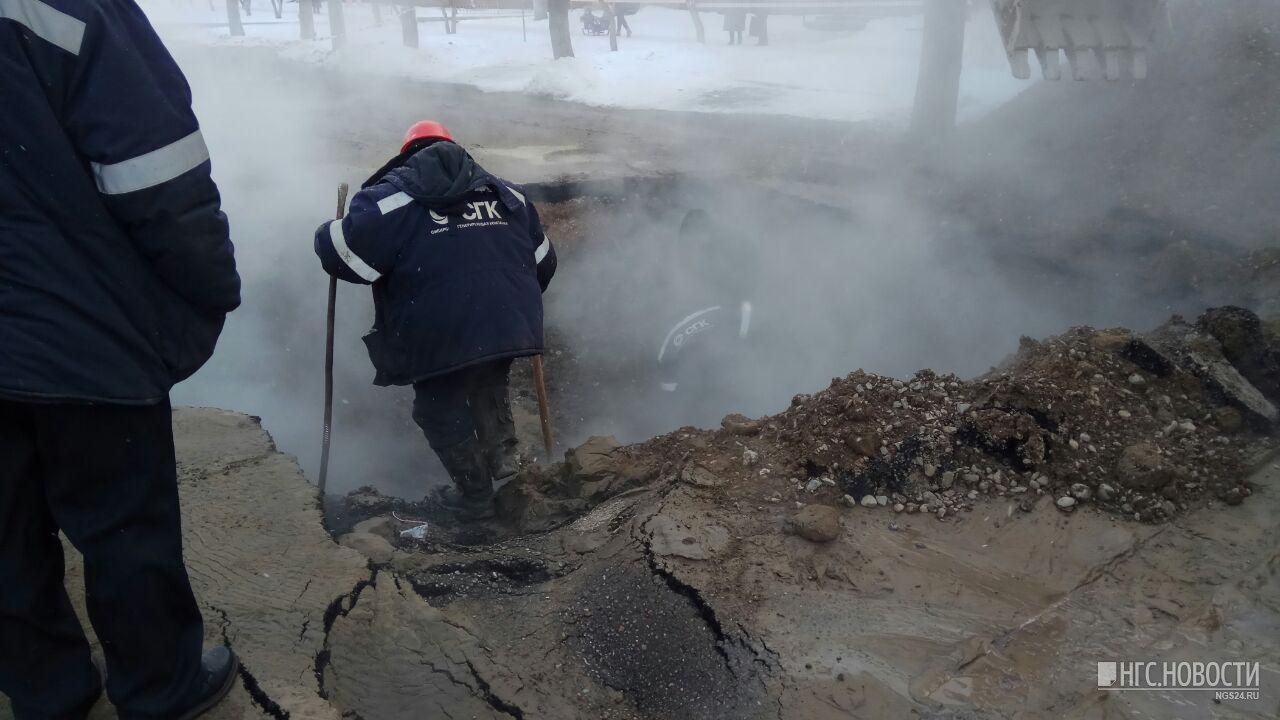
[142,1,1030,124]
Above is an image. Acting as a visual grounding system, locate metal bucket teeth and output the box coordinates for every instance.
[989,0,1168,81]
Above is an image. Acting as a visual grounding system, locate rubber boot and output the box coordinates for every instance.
[435,438,496,520]
[470,386,519,482]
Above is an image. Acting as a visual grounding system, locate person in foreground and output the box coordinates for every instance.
[0,1,242,717]
[314,121,556,519]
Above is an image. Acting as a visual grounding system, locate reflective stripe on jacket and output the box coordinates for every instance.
[0,0,240,403]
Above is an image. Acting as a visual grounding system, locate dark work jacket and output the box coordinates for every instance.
[314,143,556,386]
[0,0,241,404]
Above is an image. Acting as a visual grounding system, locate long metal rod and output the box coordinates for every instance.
[531,355,554,458]
[319,182,349,497]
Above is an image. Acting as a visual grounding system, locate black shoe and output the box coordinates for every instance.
[436,439,496,520]
[176,646,239,720]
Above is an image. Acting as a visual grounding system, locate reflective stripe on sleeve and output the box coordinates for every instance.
[376,191,413,215]
[0,0,85,55]
[739,301,753,339]
[657,306,721,363]
[328,220,381,283]
[508,185,527,206]
[91,130,210,195]
[534,236,551,263]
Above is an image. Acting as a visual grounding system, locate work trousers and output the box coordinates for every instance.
[0,399,204,719]
[411,359,513,451]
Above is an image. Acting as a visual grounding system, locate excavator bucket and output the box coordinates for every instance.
[990,0,1169,81]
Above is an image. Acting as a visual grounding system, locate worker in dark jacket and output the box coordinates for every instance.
[315,121,556,518]
[0,1,241,717]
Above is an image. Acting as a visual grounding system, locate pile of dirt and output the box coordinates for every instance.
[344,306,1278,541]
[623,306,1278,526]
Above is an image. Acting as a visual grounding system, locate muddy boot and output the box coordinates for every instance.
[471,386,519,481]
[436,438,496,520]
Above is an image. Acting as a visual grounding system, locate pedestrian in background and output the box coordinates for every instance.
[724,9,746,44]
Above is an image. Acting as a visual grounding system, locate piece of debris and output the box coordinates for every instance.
[340,531,397,563]
[787,505,843,543]
[1116,443,1178,490]
[721,413,761,436]
[681,463,724,489]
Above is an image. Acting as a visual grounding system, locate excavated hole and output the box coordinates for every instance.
[317,171,1269,510]
[322,173,855,506]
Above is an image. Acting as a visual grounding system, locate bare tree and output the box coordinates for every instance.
[400,5,419,48]
[688,0,706,43]
[910,0,966,141]
[225,0,244,36]
[328,0,347,49]
[299,0,316,40]
[548,0,574,58]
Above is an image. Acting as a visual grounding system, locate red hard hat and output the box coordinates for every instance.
[400,120,454,153]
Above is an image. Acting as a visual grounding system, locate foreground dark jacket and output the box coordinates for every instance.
[315,142,556,386]
[0,0,240,404]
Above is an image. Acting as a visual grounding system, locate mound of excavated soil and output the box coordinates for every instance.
[462,306,1276,539]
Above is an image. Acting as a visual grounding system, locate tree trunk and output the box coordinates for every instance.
[299,0,315,40]
[608,6,618,51]
[327,0,347,49]
[226,0,244,36]
[688,1,706,43]
[910,0,966,142]
[533,0,548,22]
[400,5,419,48]
[548,0,574,58]
[372,0,382,27]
